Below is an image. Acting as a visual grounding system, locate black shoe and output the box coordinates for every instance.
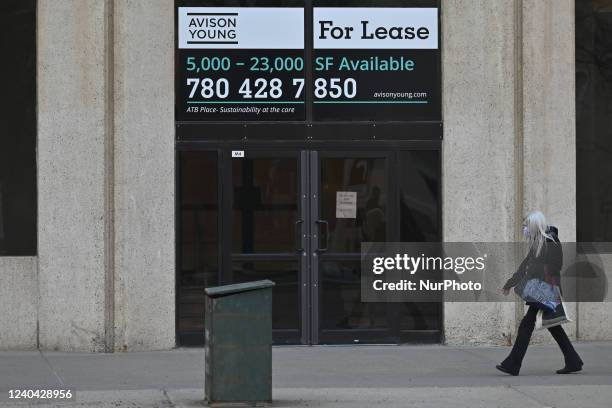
[496,364,519,376]
[556,364,583,374]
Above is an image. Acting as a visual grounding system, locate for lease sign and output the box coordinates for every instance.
[175,6,440,122]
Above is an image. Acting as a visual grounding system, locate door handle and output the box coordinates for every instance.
[295,219,304,252]
[316,220,329,252]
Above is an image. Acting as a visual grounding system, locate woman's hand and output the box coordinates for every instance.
[502,287,510,296]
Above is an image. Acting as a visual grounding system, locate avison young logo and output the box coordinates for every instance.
[178,8,303,50]
[186,12,238,45]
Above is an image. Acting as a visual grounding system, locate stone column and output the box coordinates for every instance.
[112,0,175,351]
[37,0,175,352]
[442,0,519,345]
[37,0,108,351]
[522,0,578,342]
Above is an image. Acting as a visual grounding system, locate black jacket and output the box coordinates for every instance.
[503,226,563,291]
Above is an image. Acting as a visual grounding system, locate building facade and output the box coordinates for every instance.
[1,0,611,351]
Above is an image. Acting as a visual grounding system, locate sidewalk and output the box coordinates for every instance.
[1,342,611,407]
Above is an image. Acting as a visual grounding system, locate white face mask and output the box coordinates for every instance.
[522,225,529,238]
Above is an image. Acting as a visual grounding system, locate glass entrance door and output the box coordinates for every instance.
[310,151,397,343]
[229,151,303,344]
[177,146,442,345]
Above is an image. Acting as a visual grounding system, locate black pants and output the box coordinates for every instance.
[501,305,583,374]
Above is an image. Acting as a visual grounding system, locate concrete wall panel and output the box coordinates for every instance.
[37,0,107,351]
[113,0,175,351]
[442,0,518,345]
[522,0,576,242]
[0,258,37,350]
[522,0,578,344]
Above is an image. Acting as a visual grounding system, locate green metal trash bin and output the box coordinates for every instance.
[204,279,275,405]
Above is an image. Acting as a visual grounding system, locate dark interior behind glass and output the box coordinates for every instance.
[0,0,37,256]
[576,0,612,242]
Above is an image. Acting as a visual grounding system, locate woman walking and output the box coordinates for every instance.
[497,211,583,376]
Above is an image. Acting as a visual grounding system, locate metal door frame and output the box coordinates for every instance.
[299,150,311,344]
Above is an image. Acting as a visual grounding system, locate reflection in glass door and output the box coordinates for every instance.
[177,151,219,345]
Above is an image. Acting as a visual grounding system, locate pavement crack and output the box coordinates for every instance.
[162,388,177,407]
[506,384,550,407]
[39,350,66,387]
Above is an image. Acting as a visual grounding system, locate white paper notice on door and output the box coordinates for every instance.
[336,191,357,219]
